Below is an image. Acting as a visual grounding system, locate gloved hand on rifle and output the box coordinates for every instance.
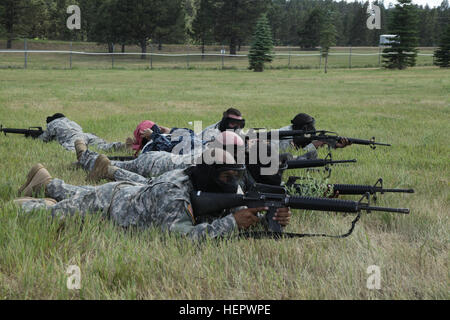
[334,137,352,148]
[233,206,291,230]
[312,137,352,149]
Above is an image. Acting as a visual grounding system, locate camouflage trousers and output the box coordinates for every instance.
[79,149,191,184]
[69,133,125,152]
[20,178,148,228]
[111,151,195,177]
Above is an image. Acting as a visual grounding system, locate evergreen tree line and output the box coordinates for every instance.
[0,0,449,53]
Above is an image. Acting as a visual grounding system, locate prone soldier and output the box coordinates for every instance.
[15,148,291,241]
[38,113,131,152]
[74,131,246,184]
[278,113,352,154]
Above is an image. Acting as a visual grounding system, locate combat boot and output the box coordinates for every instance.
[18,164,53,197]
[75,139,87,161]
[14,197,57,206]
[87,155,118,182]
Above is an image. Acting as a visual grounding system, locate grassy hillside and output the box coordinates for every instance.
[0,67,448,299]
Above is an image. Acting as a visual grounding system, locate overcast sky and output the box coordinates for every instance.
[345,0,445,7]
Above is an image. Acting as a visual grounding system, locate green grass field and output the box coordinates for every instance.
[0,66,448,299]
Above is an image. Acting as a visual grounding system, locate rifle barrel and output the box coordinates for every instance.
[329,159,357,164]
[333,184,414,195]
[108,156,135,161]
[286,158,356,169]
[248,129,321,140]
[287,196,409,214]
[381,188,415,193]
[2,128,30,134]
[363,206,410,214]
[346,137,391,147]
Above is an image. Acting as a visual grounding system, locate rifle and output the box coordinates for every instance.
[0,124,43,139]
[286,177,415,201]
[247,129,328,140]
[250,129,391,149]
[107,155,135,161]
[283,153,356,178]
[286,155,356,169]
[190,190,410,237]
[294,132,391,149]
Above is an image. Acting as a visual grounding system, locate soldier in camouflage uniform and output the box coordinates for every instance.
[278,113,319,156]
[79,149,190,184]
[75,131,246,185]
[199,108,245,140]
[38,113,128,152]
[279,113,351,154]
[76,132,294,193]
[15,149,291,241]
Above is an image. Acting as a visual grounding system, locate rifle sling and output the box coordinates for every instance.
[237,211,362,240]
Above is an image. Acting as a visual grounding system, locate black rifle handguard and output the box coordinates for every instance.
[286,158,356,169]
[333,183,415,195]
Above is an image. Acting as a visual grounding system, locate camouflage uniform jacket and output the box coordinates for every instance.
[198,121,221,141]
[38,117,123,151]
[38,117,84,150]
[135,168,238,240]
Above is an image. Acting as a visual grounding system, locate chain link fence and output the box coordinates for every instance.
[0,39,436,70]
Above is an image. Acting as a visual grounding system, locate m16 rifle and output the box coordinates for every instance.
[249,129,391,149]
[0,124,43,139]
[107,155,136,161]
[190,189,410,239]
[283,152,356,178]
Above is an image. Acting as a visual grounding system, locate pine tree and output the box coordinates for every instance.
[0,0,34,48]
[212,0,269,55]
[319,11,337,74]
[191,0,215,55]
[298,7,324,49]
[382,0,419,69]
[434,23,450,67]
[248,14,274,72]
